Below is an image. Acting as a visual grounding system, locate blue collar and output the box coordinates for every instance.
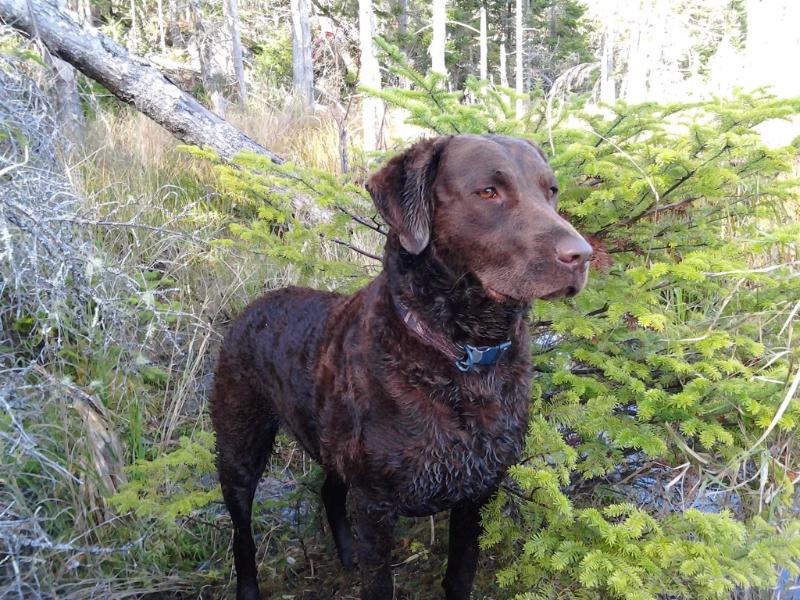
[393,295,512,373]
[455,341,512,372]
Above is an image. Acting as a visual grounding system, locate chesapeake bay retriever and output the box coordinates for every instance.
[210,134,592,600]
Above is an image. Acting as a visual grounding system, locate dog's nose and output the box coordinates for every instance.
[556,235,593,267]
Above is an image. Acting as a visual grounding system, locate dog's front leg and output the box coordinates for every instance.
[442,498,488,600]
[352,495,397,600]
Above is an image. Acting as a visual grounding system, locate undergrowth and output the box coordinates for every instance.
[2,35,799,600]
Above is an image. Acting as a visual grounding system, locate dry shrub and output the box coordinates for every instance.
[0,51,268,597]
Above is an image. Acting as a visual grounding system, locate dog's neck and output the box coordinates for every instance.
[383,236,528,348]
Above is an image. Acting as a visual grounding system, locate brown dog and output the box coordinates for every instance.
[210,134,591,600]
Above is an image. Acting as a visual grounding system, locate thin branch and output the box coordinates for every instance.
[336,204,386,235]
[331,237,382,261]
[617,196,701,228]
[746,364,800,453]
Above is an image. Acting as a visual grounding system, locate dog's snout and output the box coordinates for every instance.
[556,235,593,267]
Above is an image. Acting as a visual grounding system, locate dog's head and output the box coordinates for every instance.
[366,134,591,302]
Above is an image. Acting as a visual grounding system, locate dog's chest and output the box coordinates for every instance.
[390,372,528,516]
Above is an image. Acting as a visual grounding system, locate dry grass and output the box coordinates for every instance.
[230,101,348,174]
[0,63,399,595]
[0,55,334,597]
[84,100,350,182]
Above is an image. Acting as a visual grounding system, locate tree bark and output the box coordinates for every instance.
[622,3,648,103]
[430,0,446,77]
[0,0,281,163]
[166,0,182,46]
[50,0,83,142]
[514,0,523,117]
[51,55,83,142]
[290,0,314,107]
[156,0,166,53]
[397,0,408,38]
[479,6,487,81]
[76,0,91,24]
[499,39,508,87]
[224,0,246,103]
[599,26,615,105]
[127,0,138,51]
[359,0,383,150]
[189,0,226,117]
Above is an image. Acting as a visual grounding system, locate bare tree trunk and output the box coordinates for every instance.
[48,0,83,142]
[622,10,648,103]
[0,0,280,163]
[77,0,91,24]
[479,6,487,81]
[156,0,166,53]
[430,0,446,77]
[224,0,246,103]
[189,0,226,116]
[398,0,408,38]
[499,39,508,87]
[599,26,615,105]
[167,0,182,46]
[127,0,138,51]
[51,55,83,142]
[359,0,382,150]
[394,0,411,89]
[290,0,314,107]
[514,0,523,117]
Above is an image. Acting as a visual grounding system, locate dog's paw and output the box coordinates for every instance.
[236,580,263,600]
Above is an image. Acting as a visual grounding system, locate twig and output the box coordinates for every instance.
[617,196,701,228]
[704,261,800,277]
[746,364,800,453]
[331,237,382,262]
[336,204,386,235]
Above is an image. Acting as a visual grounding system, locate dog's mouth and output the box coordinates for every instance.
[481,265,588,303]
[483,283,577,303]
[483,285,514,303]
[539,286,579,300]
[483,282,583,303]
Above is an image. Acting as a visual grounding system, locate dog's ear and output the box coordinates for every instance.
[366,136,451,255]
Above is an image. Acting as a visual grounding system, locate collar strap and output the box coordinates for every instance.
[392,295,512,373]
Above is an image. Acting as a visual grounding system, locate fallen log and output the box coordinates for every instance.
[0,0,283,164]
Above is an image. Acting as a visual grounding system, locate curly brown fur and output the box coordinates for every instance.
[211,134,592,600]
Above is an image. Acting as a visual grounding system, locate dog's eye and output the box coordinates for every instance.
[550,186,559,196]
[478,187,498,199]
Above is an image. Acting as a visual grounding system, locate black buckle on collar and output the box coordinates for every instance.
[455,341,512,372]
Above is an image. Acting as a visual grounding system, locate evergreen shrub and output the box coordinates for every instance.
[126,40,800,599]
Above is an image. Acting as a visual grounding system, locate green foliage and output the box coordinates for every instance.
[524,0,594,86]
[252,28,294,90]
[180,144,382,292]
[110,432,219,521]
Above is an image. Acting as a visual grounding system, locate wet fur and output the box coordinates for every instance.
[211,135,590,600]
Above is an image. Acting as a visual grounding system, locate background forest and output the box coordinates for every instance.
[1,0,800,598]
